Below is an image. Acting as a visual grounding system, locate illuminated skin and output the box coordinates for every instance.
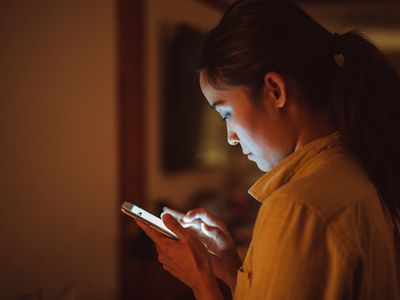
[200,71,297,172]
[137,72,338,299]
[135,214,224,300]
[164,207,241,289]
[200,71,338,172]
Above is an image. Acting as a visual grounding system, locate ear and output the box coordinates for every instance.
[263,72,287,109]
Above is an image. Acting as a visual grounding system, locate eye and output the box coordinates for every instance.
[222,112,232,121]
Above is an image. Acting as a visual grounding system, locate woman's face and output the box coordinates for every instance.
[199,72,295,172]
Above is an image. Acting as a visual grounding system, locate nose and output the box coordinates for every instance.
[227,122,239,146]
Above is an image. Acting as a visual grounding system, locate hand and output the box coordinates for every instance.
[164,207,242,290]
[135,213,223,300]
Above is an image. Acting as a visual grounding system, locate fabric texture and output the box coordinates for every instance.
[234,131,400,300]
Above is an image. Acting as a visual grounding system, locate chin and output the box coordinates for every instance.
[256,161,271,172]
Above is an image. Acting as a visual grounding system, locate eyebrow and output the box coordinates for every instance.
[210,99,226,110]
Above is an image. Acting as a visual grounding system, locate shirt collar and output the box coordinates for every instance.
[249,131,345,202]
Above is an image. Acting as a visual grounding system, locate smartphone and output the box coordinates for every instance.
[121,202,179,240]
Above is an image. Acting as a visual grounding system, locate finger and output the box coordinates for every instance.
[179,218,226,251]
[157,248,168,265]
[157,252,184,278]
[162,213,191,243]
[200,223,232,254]
[201,222,222,240]
[136,219,170,244]
[161,207,185,220]
[162,263,185,282]
[183,208,226,230]
[181,218,203,231]
[155,244,163,255]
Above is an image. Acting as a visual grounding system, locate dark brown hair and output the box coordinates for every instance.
[199,0,400,220]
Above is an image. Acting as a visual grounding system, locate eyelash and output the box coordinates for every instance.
[222,112,232,121]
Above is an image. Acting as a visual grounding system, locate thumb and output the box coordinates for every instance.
[162,213,189,242]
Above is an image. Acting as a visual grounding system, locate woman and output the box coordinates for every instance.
[137,0,400,299]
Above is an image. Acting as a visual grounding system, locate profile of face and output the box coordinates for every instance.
[199,72,296,172]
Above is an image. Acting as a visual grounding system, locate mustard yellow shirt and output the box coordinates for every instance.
[234,132,399,300]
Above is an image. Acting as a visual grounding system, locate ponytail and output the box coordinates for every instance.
[199,1,400,221]
[333,31,400,221]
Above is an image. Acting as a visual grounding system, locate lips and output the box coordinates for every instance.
[242,150,253,159]
[244,152,253,158]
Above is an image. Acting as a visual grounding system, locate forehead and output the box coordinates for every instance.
[199,72,248,107]
[199,72,219,105]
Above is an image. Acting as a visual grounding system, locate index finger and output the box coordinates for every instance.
[162,213,196,244]
[162,207,185,220]
[183,208,227,231]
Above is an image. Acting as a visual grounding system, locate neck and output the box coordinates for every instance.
[294,107,338,151]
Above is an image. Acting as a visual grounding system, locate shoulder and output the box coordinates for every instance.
[253,151,384,255]
[243,149,397,299]
[275,150,379,221]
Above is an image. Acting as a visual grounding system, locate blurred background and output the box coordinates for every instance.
[1,0,399,299]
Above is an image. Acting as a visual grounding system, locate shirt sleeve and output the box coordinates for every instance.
[243,193,357,300]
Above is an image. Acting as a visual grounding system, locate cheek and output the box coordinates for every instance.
[235,126,255,148]
[235,120,264,149]
[239,125,283,162]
